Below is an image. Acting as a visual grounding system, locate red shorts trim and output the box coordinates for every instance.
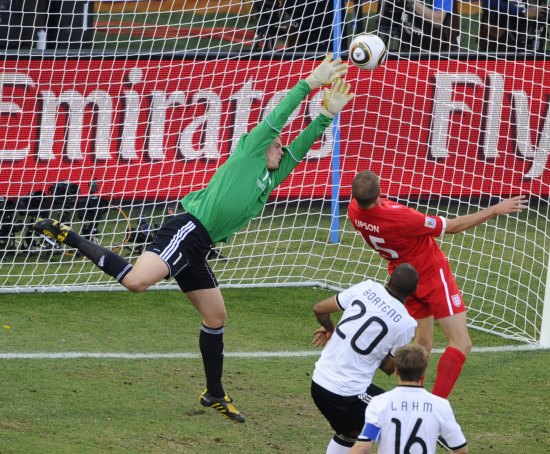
[404,265,466,320]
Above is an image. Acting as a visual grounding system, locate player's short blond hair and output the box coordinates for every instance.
[394,344,429,382]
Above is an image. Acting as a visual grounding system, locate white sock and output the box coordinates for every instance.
[326,437,351,454]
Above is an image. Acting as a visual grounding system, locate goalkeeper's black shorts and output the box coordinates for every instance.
[146,213,219,293]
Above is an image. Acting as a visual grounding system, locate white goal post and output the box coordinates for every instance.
[0,1,548,346]
[541,254,550,348]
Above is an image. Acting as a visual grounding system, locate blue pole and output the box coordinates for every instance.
[330,0,343,244]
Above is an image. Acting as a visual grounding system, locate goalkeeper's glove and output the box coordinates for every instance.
[320,78,354,119]
[305,53,348,90]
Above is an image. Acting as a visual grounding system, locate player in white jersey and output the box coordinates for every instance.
[350,344,468,454]
[311,263,419,454]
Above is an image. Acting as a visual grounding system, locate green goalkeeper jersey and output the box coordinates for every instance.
[181,79,333,243]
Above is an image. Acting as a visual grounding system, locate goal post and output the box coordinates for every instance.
[0,0,549,347]
[541,252,550,348]
[330,0,344,244]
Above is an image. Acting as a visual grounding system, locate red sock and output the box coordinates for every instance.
[432,347,466,398]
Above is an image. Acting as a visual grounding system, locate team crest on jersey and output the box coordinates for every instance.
[452,294,462,307]
[424,217,436,229]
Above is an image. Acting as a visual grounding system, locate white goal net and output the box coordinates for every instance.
[0,0,548,345]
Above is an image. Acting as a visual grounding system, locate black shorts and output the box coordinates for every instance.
[311,381,368,437]
[146,213,219,293]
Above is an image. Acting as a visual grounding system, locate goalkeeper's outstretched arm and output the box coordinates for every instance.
[272,78,354,184]
[241,54,348,159]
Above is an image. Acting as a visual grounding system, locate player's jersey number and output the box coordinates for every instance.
[391,417,428,454]
[335,300,389,355]
[369,235,399,260]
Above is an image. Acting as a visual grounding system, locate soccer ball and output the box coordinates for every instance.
[349,34,387,71]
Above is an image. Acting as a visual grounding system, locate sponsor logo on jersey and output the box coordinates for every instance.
[424,217,436,229]
[452,294,462,307]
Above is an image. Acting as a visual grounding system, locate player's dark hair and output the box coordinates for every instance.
[394,344,429,382]
[352,171,380,208]
[386,263,418,302]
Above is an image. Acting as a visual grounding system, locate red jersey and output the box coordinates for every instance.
[348,197,448,279]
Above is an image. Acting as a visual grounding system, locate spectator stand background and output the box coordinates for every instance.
[89,0,525,55]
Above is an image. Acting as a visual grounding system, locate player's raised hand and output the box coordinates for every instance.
[492,195,529,215]
[306,53,348,90]
[312,327,332,347]
[321,78,355,119]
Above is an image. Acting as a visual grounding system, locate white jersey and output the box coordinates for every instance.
[358,386,467,454]
[312,280,417,396]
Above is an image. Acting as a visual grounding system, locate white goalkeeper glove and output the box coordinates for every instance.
[320,78,354,119]
[305,53,348,90]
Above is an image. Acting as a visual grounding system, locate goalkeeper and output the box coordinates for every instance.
[34,55,354,423]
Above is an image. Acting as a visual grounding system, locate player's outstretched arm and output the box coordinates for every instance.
[446,195,528,234]
[305,53,348,90]
[320,78,355,119]
[269,78,354,185]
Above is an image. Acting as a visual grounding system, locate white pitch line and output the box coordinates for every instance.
[0,344,546,360]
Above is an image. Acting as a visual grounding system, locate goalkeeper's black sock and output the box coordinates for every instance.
[199,323,225,398]
[69,233,133,283]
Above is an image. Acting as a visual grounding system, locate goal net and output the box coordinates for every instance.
[0,0,548,345]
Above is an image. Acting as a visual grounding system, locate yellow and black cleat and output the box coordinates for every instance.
[199,388,245,423]
[33,218,71,244]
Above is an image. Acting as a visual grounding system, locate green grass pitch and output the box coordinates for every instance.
[1,288,549,453]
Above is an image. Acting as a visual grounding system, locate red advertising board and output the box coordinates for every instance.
[0,57,549,200]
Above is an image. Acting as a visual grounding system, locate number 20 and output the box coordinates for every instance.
[335,300,389,355]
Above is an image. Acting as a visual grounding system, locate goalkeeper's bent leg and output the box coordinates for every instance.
[77,239,133,283]
[34,218,132,283]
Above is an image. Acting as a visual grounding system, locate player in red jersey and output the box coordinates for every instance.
[348,170,528,398]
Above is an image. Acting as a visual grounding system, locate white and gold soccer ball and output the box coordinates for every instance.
[349,34,388,70]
